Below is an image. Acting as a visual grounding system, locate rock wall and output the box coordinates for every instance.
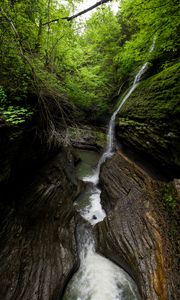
[116,61,180,176]
[0,122,82,300]
[96,151,179,300]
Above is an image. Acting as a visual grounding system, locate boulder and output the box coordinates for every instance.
[67,126,107,151]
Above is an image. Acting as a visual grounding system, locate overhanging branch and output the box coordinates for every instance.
[42,0,112,25]
[62,0,112,21]
[42,19,59,26]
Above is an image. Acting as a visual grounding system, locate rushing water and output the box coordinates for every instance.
[76,60,150,225]
[64,50,154,299]
[63,226,141,300]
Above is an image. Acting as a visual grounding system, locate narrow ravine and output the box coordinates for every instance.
[63,54,153,299]
[63,224,141,300]
[75,58,152,225]
[0,1,179,298]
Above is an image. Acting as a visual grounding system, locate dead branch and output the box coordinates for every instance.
[42,19,59,26]
[63,0,111,21]
[42,1,112,25]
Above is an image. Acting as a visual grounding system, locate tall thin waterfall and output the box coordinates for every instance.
[76,56,153,225]
[104,38,155,159]
[83,61,150,188]
[105,61,149,157]
[64,42,155,300]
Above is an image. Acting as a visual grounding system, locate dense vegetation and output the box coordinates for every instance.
[0,0,179,133]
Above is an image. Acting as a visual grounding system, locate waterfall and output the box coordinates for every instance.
[64,41,155,300]
[83,60,150,188]
[76,60,151,225]
[63,225,141,300]
[105,61,150,157]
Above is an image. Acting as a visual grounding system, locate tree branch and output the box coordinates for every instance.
[62,0,112,21]
[42,0,112,25]
[42,19,59,26]
[0,7,35,73]
[0,7,24,56]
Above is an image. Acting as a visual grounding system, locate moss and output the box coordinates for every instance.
[116,60,180,172]
[162,186,176,209]
[170,223,178,236]
[117,61,180,122]
[67,126,107,148]
[119,117,143,127]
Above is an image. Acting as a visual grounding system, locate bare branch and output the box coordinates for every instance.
[42,0,112,25]
[42,19,59,26]
[0,7,24,56]
[62,0,112,21]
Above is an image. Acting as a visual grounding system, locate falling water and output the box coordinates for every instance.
[75,59,151,225]
[82,60,150,188]
[65,42,155,300]
[105,61,150,158]
[63,226,141,300]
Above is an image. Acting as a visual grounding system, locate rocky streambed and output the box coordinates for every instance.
[0,122,179,300]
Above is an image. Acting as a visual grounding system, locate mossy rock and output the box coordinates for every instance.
[116,61,180,174]
[67,126,107,149]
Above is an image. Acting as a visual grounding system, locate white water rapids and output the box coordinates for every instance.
[63,227,141,300]
[64,45,155,299]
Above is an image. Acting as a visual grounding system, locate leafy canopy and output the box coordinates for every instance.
[0,0,179,126]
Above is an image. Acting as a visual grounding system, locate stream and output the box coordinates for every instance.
[62,60,151,299]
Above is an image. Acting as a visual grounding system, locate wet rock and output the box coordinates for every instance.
[116,62,180,176]
[0,135,82,299]
[174,179,180,198]
[0,123,23,185]
[67,126,107,151]
[95,151,178,300]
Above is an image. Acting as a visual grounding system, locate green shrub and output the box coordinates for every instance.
[163,186,176,209]
[1,106,33,125]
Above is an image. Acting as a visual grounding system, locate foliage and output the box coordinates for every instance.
[0,85,33,125]
[113,0,180,80]
[1,106,33,125]
[163,186,176,209]
[0,0,179,128]
[64,7,122,118]
[0,0,80,127]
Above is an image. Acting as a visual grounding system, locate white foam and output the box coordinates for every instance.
[63,238,141,300]
[67,38,156,300]
[78,187,106,225]
[82,172,99,185]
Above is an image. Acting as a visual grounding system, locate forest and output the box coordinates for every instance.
[0,1,179,300]
[0,0,179,128]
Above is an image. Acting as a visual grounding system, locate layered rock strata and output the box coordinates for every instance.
[96,151,179,300]
[0,123,81,300]
[116,61,180,175]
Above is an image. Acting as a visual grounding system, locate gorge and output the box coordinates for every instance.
[0,0,179,299]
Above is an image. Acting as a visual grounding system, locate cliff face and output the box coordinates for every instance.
[116,61,180,175]
[95,151,179,300]
[0,122,82,300]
